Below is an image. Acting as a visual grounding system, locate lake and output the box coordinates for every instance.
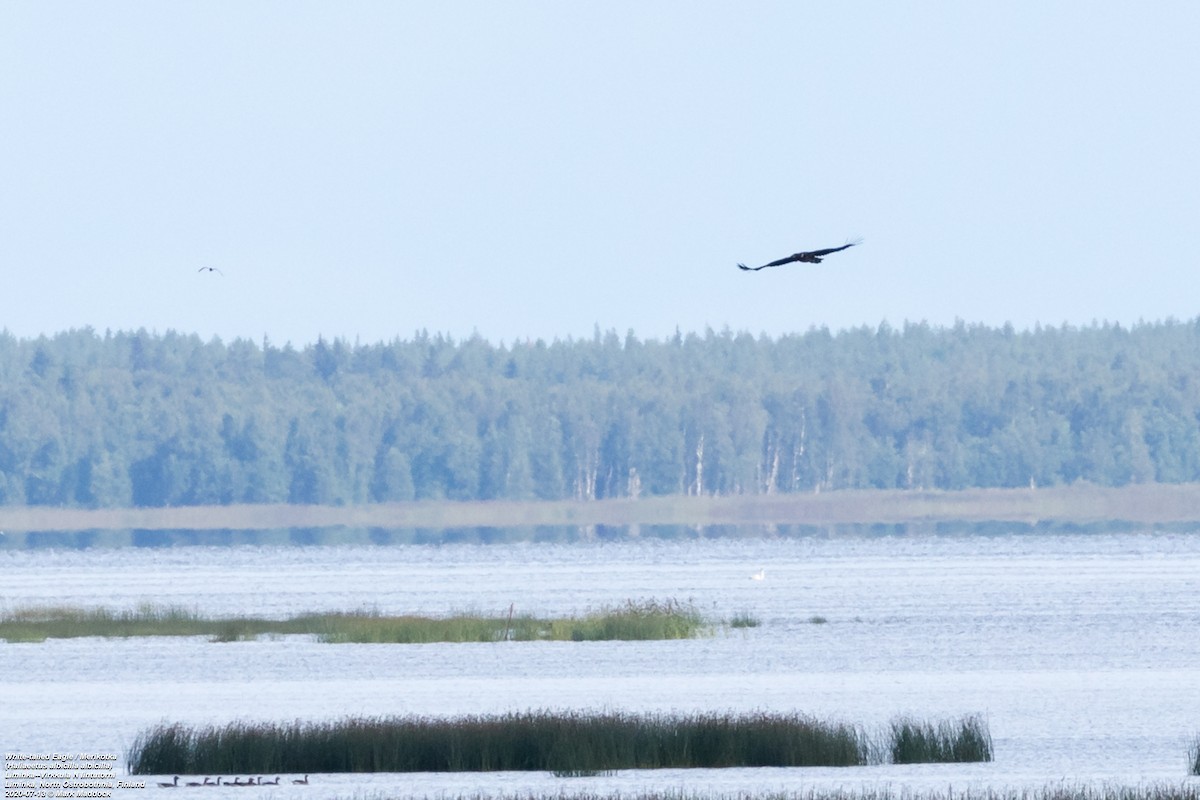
[3,530,1200,798]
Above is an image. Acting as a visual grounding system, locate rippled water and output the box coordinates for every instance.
[3,531,1200,798]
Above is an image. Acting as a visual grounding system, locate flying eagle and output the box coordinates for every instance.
[738,240,860,272]
[198,266,224,275]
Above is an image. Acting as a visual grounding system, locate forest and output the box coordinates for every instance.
[2,319,1200,509]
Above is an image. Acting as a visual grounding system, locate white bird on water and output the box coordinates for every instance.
[750,568,765,581]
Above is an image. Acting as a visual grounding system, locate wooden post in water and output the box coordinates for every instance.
[503,602,515,641]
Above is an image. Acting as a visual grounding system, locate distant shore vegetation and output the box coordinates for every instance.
[4,320,1200,512]
[125,711,992,775]
[0,600,708,644]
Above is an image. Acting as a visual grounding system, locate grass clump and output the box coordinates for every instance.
[301,602,704,644]
[1,600,706,644]
[1189,732,1200,776]
[298,611,508,644]
[127,710,996,775]
[126,711,873,774]
[889,714,993,764]
[539,599,704,642]
[728,611,761,628]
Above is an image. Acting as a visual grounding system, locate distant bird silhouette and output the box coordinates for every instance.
[157,776,179,788]
[292,775,309,785]
[738,240,860,271]
[197,266,223,275]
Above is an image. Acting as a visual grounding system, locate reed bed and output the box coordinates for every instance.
[366,786,1200,800]
[533,599,704,642]
[126,711,991,775]
[0,604,236,642]
[889,714,993,763]
[1189,733,1200,776]
[0,600,705,644]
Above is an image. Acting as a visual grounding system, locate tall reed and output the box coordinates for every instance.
[889,714,993,764]
[728,611,761,628]
[1189,732,1200,776]
[537,599,705,642]
[127,710,994,775]
[127,711,875,774]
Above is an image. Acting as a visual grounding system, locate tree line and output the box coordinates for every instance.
[2,319,1199,508]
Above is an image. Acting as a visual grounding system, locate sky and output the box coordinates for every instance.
[2,2,1198,348]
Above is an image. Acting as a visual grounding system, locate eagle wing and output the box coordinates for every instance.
[802,242,858,259]
[737,254,802,270]
[763,253,807,267]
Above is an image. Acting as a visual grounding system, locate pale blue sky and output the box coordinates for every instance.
[2,2,1197,347]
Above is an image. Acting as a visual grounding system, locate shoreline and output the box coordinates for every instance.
[3,483,1200,534]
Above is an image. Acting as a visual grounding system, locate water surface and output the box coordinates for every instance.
[3,532,1199,797]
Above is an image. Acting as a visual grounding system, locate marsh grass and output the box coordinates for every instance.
[535,599,704,641]
[126,711,995,775]
[126,711,878,774]
[889,714,993,764]
[728,612,761,628]
[357,786,1200,800]
[0,603,218,642]
[0,600,705,644]
[1189,733,1200,776]
[299,611,510,644]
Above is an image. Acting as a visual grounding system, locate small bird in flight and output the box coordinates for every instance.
[198,266,224,275]
[738,240,861,272]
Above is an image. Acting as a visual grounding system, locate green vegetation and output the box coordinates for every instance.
[4,320,1200,513]
[349,787,1200,800]
[0,604,241,643]
[130,710,986,774]
[889,714,992,763]
[0,601,706,644]
[728,611,761,628]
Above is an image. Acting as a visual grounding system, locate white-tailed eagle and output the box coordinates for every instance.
[738,240,860,271]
